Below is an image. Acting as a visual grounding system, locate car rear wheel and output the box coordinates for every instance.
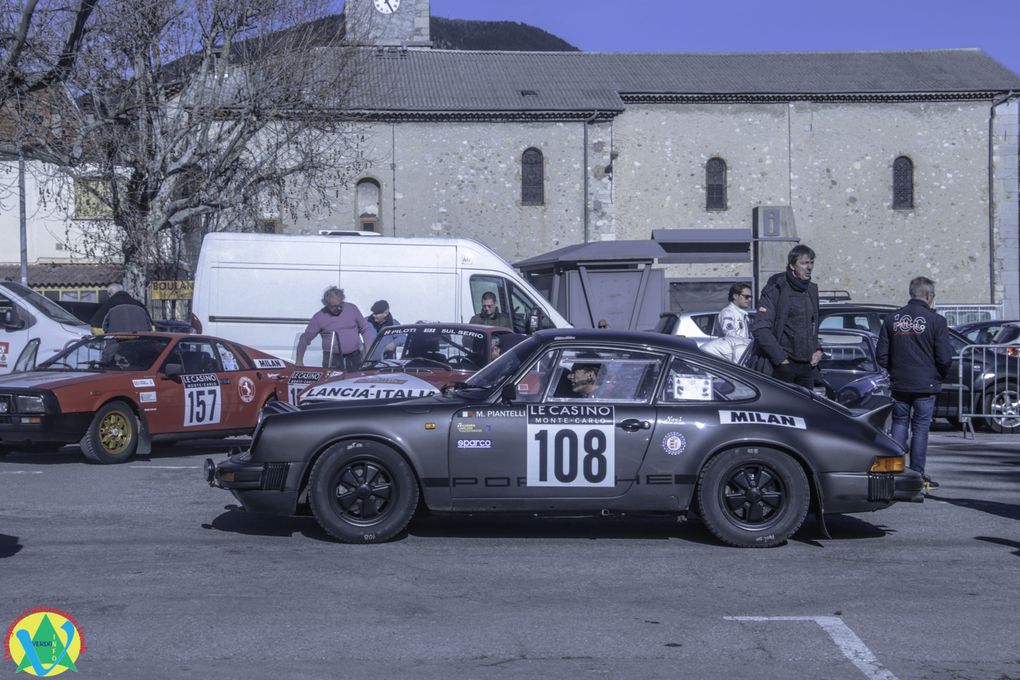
[983,386,1020,434]
[697,447,809,548]
[308,440,419,543]
[80,401,138,464]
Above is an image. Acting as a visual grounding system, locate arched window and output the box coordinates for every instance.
[356,178,381,232]
[706,157,727,211]
[893,156,914,209]
[521,147,544,206]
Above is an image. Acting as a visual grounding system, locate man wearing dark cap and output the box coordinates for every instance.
[368,300,400,333]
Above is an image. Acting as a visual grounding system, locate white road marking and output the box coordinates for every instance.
[128,465,202,469]
[725,616,899,680]
[0,470,43,474]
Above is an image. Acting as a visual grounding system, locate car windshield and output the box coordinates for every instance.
[461,335,540,392]
[993,325,1020,345]
[0,281,87,327]
[818,333,878,372]
[364,326,491,370]
[38,335,170,371]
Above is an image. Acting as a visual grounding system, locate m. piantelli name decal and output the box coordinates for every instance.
[718,410,806,429]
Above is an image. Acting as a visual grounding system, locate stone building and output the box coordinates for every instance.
[284,0,1020,315]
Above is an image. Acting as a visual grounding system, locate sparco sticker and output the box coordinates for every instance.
[181,373,221,426]
[456,439,492,449]
[718,410,806,429]
[526,404,615,487]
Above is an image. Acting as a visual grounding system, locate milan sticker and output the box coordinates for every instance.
[718,410,806,429]
[254,358,286,369]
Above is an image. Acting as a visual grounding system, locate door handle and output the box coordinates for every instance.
[617,418,650,432]
[220,378,231,385]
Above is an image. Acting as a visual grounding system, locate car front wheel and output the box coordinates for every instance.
[308,440,419,543]
[983,386,1020,434]
[80,401,139,464]
[697,446,809,548]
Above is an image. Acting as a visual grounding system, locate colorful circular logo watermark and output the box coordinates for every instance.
[4,607,85,676]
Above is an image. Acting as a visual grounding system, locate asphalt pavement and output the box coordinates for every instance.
[0,428,1017,680]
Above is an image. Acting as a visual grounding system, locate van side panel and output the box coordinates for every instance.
[192,233,570,362]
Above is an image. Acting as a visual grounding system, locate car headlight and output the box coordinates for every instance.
[15,394,47,413]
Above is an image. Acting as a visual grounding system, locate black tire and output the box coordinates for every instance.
[982,386,1020,434]
[0,445,11,458]
[697,446,810,548]
[80,401,139,464]
[308,440,419,543]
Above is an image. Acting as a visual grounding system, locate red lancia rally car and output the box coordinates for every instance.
[0,333,301,463]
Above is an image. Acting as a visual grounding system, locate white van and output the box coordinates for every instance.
[190,233,570,364]
[0,280,91,374]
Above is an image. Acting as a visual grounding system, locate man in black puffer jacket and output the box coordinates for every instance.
[877,276,953,489]
[750,245,823,388]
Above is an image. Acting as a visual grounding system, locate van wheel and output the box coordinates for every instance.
[80,402,138,464]
[308,440,419,543]
[697,447,809,548]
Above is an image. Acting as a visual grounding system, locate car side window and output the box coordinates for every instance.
[544,348,664,403]
[170,340,220,374]
[216,342,241,371]
[660,357,756,403]
[514,349,559,403]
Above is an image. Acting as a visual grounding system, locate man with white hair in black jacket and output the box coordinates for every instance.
[876,276,953,490]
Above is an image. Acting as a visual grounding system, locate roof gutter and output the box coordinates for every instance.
[989,90,1018,309]
[583,110,600,244]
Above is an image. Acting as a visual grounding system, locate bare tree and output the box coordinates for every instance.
[0,0,98,108]
[29,0,364,297]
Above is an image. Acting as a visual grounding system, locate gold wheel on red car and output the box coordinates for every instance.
[81,401,139,464]
[99,410,132,454]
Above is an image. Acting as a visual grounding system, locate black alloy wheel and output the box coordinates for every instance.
[308,440,418,543]
[697,447,809,548]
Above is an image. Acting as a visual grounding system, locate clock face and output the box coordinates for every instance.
[373,0,400,13]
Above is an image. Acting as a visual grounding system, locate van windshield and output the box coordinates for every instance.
[0,281,88,327]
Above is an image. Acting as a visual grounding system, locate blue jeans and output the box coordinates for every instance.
[890,392,936,476]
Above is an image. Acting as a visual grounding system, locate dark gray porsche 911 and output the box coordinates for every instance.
[206,329,922,548]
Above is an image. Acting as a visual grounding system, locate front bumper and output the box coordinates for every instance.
[205,452,300,515]
[0,412,92,447]
[820,468,925,513]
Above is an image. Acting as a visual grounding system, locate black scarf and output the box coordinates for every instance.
[785,269,808,293]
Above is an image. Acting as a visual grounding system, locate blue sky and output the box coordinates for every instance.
[422,0,1020,77]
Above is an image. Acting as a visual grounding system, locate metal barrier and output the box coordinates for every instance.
[939,304,1002,327]
[958,342,1020,437]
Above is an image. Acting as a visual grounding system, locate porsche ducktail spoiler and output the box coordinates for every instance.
[851,399,894,430]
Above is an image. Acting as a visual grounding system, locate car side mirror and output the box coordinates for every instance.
[3,307,25,331]
[500,383,516,404]
[164,363,183,377]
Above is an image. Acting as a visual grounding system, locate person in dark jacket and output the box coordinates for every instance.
[876,276,953,488]
[368,300,400,333]
[750,245,823,388]
[470,292,512,329]
[89,283,153,333]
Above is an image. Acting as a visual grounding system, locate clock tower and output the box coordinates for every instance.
[345,0,431,47]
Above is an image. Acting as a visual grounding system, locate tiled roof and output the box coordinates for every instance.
[0,263,123,287]
[327,48,1020,113]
